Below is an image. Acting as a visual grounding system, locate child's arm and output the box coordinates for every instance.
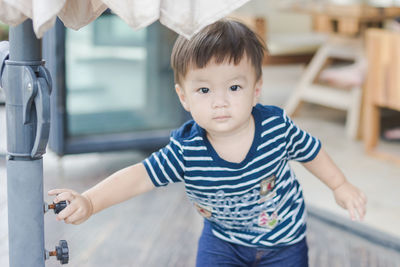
[301,148,367,221]
[48,162,154,225]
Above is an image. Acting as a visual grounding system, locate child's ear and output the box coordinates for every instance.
[253,78,263,105]
[175,84,190,111]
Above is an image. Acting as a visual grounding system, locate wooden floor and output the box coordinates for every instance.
[307,209,400,267]
[41,152,203,267]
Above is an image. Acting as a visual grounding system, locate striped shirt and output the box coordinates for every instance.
[143,104,321,248]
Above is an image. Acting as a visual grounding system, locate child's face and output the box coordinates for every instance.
[175,56,262,136]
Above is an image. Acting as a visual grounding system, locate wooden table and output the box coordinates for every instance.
[290,3,400,36]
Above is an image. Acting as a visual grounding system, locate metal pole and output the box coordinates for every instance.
[4,20,49,267]
[9,21,41,61]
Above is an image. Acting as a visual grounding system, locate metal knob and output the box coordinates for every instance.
[50,201,67,214]
[45,240,69,264]
[44,200,67,214]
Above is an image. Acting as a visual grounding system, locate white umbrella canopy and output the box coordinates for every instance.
[0,0,251,38]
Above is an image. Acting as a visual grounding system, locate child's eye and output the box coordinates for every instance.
[230,85,241,91]
[198,87,209,94]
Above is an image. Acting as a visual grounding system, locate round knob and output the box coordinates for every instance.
[47,201,67,214]
[49,240,69,264]
[54,201,67,214]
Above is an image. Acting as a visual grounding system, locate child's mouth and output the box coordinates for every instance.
[213,116,230,121]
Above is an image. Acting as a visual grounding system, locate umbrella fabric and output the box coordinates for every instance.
[0,0,250,38]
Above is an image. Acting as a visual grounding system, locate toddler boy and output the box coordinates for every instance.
[49,19,367,266]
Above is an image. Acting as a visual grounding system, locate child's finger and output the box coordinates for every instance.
[48,188,74,196]
[360,192,367,203]
[347,203,357,221]
[358,196,365,207]
[53,191,76,204]
[355,200,366,220]
[349,199,365,221]
[72,217,87,225]
[357,209,365,221]
[64,209,86,224]
[64,212,80,224]
[57,204,78,222]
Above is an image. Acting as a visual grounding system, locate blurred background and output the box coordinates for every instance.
[1,0,400,266]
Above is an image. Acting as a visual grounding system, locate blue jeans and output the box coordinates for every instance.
[196,220,309,267]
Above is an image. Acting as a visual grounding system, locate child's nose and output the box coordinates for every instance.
[212,90,228,108]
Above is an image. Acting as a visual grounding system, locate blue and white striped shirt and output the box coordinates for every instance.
[143,104,321,248]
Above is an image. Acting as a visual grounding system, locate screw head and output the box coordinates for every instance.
[27,83,32,92]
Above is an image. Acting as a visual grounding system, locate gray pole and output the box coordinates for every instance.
[2,20,51,267]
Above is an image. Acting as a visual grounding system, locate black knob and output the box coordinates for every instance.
[54,201,67,214]
[55,240,69,264]
[52,201,67,214]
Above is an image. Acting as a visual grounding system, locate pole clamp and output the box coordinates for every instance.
[0,40,53,159]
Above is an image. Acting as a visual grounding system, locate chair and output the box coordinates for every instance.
[284,36,365,139]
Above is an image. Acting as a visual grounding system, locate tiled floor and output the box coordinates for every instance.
[1,64,400,266]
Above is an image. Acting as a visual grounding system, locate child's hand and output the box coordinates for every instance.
[333,181,367,221]
[48,189,94,225]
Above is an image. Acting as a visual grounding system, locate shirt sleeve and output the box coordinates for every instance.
[142,137,185,187]
[283,111,321,162]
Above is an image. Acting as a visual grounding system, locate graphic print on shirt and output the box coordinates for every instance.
[258,175,276,204]
[258,210,279,229]
[189,174,280,234]
[257,175,279,229]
